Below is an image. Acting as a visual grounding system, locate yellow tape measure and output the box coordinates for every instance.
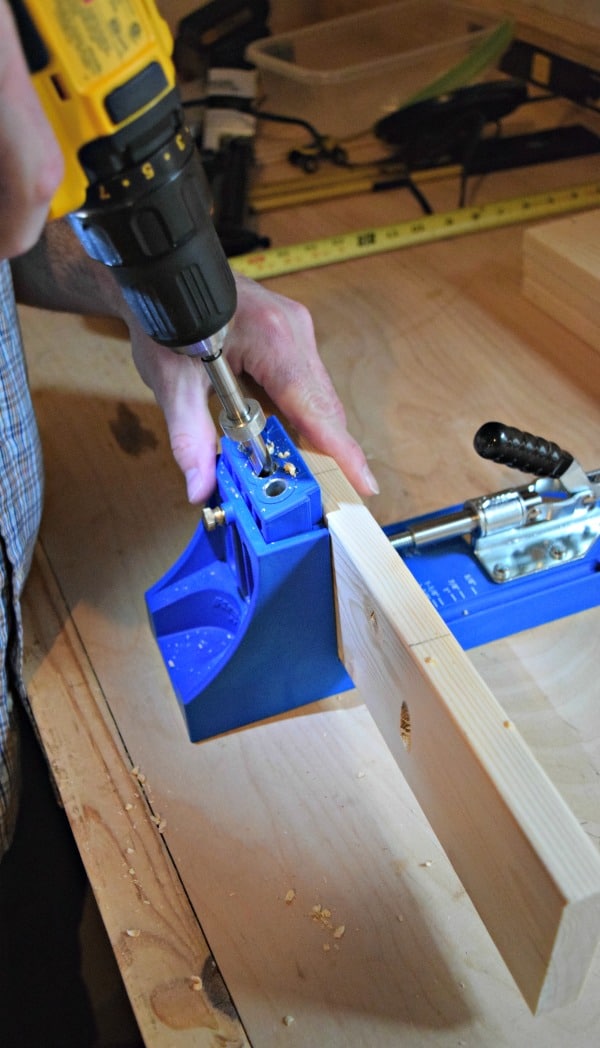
[231,181,600,280]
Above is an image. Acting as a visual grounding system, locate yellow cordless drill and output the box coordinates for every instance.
[11,0,271,475]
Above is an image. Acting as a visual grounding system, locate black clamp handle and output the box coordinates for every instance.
[474,422,574,478]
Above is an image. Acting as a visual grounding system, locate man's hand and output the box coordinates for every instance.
[12,224,377,503]
[131,275,379,503]
[0,0,64,259]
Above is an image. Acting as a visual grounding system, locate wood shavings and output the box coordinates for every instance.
[124,802,134,811]
[131,766,146,785]
[309,903,348,947]
[150,813,167,833]
[190,975,203,991]
[282,461,297,477]
[419,860,433,868]
[356,770,366,779]
[310,904,332,928]
[126,928,141,938]
[285,889,296,904]
[282,1015,295,1027]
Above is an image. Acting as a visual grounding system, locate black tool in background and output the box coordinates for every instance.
[374,79,529,148]
[500,39,600,113]
[376,80,527,206]
[203,137,271,256]
[175,0,270,76]
[374,79,600,205]
[450,124,599,175]
[174,4,271,255]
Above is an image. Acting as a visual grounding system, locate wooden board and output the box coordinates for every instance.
[523,209,600,353]
[305,452,600,1013]
[22,543,249,1047]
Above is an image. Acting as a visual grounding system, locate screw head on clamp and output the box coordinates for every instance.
[492,564,510,582]
[202,505,227,531]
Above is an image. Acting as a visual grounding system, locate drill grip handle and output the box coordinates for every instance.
[474,422,573,478]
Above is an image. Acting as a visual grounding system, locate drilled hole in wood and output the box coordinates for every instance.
[400,701,411,751]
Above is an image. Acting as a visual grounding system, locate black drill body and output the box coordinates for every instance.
[72,88,238,350]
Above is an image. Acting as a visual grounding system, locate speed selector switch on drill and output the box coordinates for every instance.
[11,0,272,476]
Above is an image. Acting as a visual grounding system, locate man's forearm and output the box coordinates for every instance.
[10,220,130,325]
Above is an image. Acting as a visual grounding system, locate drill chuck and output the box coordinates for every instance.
[70,93,237,348]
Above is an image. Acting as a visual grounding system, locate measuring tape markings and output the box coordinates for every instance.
[231,181,600,279]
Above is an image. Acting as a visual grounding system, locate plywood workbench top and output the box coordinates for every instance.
[20,92,600,1045]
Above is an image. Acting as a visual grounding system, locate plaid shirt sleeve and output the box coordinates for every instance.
[0,260,44,860]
